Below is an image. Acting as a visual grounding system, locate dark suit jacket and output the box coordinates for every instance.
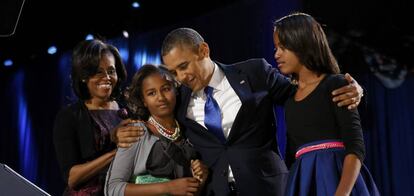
[176,58,295,196]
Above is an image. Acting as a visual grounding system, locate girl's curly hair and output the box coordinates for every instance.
[126,64,179,120]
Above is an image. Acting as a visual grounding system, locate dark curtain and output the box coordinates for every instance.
[359,73,414,196]
[0,1,300,195]
[5,0,413,195]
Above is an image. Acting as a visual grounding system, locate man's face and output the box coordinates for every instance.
[162,43,213,92]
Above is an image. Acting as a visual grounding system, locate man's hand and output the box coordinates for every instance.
[332,73,364,110]
[111,119,144,148]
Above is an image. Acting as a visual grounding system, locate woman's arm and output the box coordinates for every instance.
[68,150,116,188]
[330,75,366,195]
[335,154,362,196]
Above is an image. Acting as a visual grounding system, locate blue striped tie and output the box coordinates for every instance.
[204,86,226,143]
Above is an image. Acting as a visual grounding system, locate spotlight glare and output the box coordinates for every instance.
[4,59,13,66]
[132,2,140,8]
[122,30,129,38]
[85,34,94,40]
[48,46,57,55]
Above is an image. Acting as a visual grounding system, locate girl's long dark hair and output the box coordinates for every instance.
[274,12,340,76]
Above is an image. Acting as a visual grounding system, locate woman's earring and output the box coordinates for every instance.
[82,79,86,83]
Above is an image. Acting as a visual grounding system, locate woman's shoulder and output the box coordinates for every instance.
[57,101,84,114]
[54,101,89,128]
[323,74,348,90]
[55,102,78,119]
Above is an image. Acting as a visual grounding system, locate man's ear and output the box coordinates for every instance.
[198,42,210,58]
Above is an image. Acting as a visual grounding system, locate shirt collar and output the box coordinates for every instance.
[192,62,225,98]
[208,62,225,91]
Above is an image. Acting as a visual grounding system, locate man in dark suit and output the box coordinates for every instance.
[115,28,362,196]
[160,27,362,196]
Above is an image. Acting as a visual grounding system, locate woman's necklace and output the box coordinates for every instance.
[148,116,180,141]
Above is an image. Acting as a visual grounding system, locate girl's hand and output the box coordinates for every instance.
[191,159,209,184]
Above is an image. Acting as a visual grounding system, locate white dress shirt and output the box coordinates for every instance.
[186,62,242,182]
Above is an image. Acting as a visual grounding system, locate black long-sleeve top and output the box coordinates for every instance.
[53,101,121,188]
[285,74,365,166]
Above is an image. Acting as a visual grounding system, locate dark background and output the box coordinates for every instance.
[1,0,413,195]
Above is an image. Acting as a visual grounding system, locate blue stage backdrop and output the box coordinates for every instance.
[1,0,413,195]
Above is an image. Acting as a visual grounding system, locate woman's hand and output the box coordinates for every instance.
[111,119,145,148]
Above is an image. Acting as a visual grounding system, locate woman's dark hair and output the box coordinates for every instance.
[127,64,178,120]
[273,12,340,75]
[71,39,127,100]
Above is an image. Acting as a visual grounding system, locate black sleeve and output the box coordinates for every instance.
[329,75,366,162]
[53,107,81,183]
[259,59,296,105]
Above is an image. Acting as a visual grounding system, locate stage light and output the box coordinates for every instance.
[47,46,57,55]
[132,2,140,8]
[85,34,94,40]
[122,30,129,38]
[4,59,13,66]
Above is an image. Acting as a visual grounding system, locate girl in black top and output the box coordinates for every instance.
[273,12,379,196]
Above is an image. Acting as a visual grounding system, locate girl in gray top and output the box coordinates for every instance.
[105,64,208,196]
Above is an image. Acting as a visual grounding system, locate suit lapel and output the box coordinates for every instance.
[219,63,255,142]
[220,64,252,103]
[178,86,222,143]
[177,86,192,121]
[178,63,256,144]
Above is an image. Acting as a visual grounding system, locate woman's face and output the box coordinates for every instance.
[87,52,118,101]
[141,73,176,119]
[273,32,303,75]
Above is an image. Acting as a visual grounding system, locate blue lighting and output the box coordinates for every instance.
[85,34,94,40]
[119,48,129,64]
[133,50,161,70]
[47,46,57,55]
[132,2,140,8]
[13,71,38,182]
[4,59,13,66]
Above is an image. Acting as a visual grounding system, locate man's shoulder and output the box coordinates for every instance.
[227,58,274,77]
[217,58,271,74]
[229,58,269,68]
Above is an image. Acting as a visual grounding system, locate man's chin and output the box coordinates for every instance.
[183,80,204,91]
[191,84,205,92]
